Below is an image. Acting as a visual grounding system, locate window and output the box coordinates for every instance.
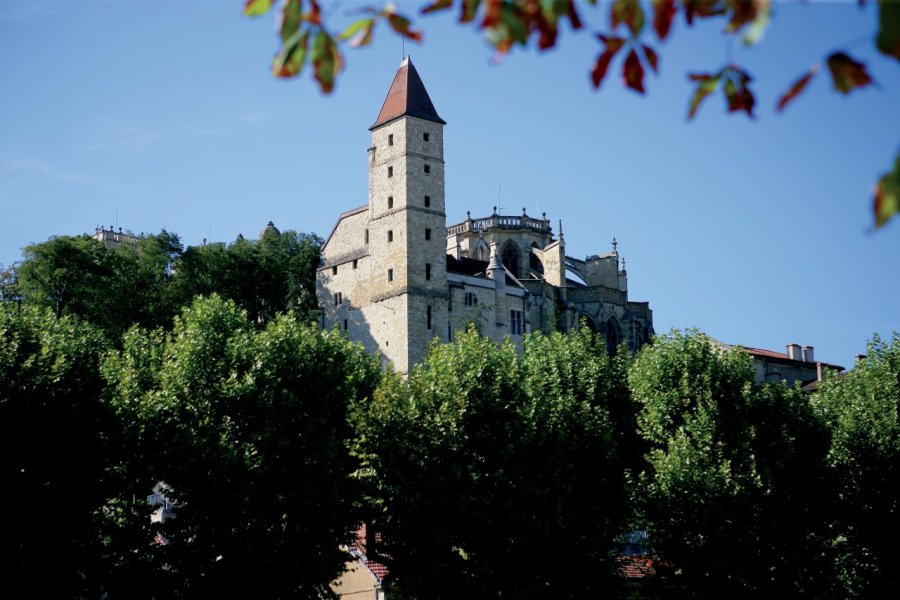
[424,195,431,207]
[388,133,394,146]
[425,263,431,280]
[423,132,430,142]
[510,310,523,335]
[425,228,431,240]
[388,268,393,282]
[332,266,337,275]
[334,292,343,306]
[388,166,393,177]
[352,259,358,269]
[427,305,432,330]
[387,230,393,243]
[365,229,369,244]
[424,164,431,174]
[388,196,394,209]
[343,319,348,331]
[465,292,478,307]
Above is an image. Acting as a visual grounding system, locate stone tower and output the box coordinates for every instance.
[365,57,448,372]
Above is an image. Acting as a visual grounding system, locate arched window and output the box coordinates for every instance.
[501,242,521,279]
[604,318,622,356]
[529,242,543,274]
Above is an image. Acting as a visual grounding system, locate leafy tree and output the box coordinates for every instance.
[352,327,628,598]
[170,229,322,325]
[243,0,900,228]
[100,295,380,599]
[814,333,900,598]
[0,304,113,597]
[629,330,833,597]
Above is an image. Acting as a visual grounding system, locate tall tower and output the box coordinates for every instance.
[365,57,448,373]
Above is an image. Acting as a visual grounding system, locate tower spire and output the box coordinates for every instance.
[370,57,446,130]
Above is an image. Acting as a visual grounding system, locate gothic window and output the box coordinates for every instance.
[388,196,393,209]
[427,305,432,330]
[510,310,523,335]
[388,134,394,146]
[464,292,478,307]
[425,263,432,280]
[603,318,622,356]
[529,242,543,274]
[388,166,393,178]
[424,195,431,207]
[502,242,521,279]
[424,164,431,174]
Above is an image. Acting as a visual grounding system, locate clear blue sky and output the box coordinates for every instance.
[1,1,897,368]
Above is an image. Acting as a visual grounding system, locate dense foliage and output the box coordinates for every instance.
[2,270,898,598]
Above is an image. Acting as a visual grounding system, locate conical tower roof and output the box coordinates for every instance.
[370,57,446,130]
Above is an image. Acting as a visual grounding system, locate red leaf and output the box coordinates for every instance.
[775,66,818,113]
[421,0,453,15]
[386,12,423,42]
[482,0,503,28]
[643,44,659,73]
[826,51,874,94]
[652,0,677,40]
[567,0,584,31]
[590,35,626,89]
[684,0,726,25]
[623,48,645,94]
[307,0,322,26]
[722,65,755,118]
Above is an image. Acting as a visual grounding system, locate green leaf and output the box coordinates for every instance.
[741,0,771,46]
[311,29,343,94]
[272,28,310,78]
[874,151,900,229]
[611,0,645,36]
[339,17,377,47]
[242,0,274,17]
[876,0,900,60]
[278,0,303,42]
[687,72,721,119]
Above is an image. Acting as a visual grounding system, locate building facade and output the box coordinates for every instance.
[317,58,653,373]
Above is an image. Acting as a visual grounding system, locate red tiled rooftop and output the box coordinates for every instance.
[371,57,446,130]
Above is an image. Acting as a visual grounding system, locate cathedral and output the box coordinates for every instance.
[317,58,653,373]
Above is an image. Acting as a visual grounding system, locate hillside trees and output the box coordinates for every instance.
[9,227,322,340]
[351,328,632,598]
[629,330,834,597]
[99,295,381,599]
[814,333,900,597]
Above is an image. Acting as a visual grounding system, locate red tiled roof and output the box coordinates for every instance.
[349,524,389,582]
[370,58,446,130]
[616,554,656,579]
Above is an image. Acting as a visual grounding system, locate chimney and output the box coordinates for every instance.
[787,343,802,361]
[817,362,824,381]
[803,345,814,363]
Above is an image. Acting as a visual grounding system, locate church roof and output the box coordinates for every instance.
[370,57,446,130]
